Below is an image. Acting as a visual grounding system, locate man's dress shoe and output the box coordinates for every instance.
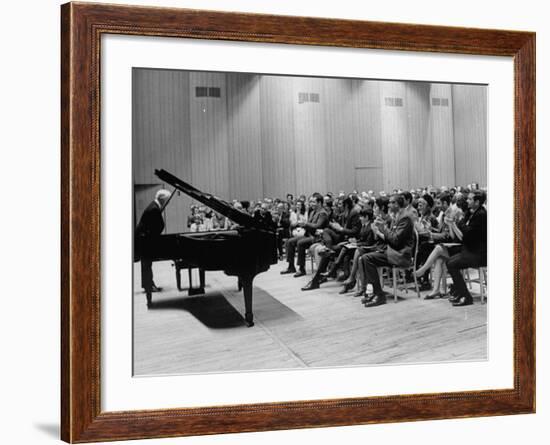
[448,294,461,303]
[452,296,473,307]
[301,280,320,291]
[364,294,387,307]
[360,294,374,304]
[280,268,296,275]
[293,270,306,278]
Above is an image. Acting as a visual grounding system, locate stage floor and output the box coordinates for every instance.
[133,259,487,376]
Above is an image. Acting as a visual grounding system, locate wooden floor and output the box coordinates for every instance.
[133,260,487,376]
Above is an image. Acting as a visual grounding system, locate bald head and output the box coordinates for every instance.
[155,189,171,206]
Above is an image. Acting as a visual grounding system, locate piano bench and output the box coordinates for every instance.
[173,261,206,295]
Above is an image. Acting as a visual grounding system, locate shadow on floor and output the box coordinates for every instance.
[246,287,303,325]
[148,292,247,328]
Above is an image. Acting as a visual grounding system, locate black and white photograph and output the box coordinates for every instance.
[132,69,488,376]
[2,0,546,443]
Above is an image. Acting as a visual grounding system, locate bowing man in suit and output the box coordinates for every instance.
[135,189,171,293]
[360,193,415,307]
[447,190,487,306]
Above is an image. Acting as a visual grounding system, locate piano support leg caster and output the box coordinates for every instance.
[188,287,205,296]
[176,267,182,291]
[241,275,255,327]
[186,268,206,295]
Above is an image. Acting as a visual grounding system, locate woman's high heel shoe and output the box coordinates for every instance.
[338,280,356,294]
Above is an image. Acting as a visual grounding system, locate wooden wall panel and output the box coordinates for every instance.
[132,68,192,233]
[133,69,488,229]
[452,84,488,186]
[430,83,456,187]
[260,76,296,199]
[226,73,263,200]
[349,80,383,169]
[189,72,229,199]
[355,167,383,194]
[322,78,354,193]
[380,81,410,191]
[348,80,383,192]
[293,77,327,195]
[406,82,433,189]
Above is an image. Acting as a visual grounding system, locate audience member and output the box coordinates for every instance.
[447,191,487,306]
[281,194,328,277]
[359,194,415,307]
[301,197,361,291]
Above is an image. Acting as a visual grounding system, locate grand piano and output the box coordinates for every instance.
[135,169,278,327]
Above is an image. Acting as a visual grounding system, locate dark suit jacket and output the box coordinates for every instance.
[458,206,487,256]
[304,207,329,236]
[357,223,376,246]
[275,211,291,230]
[339,209,361,238]
[253,209,276,230]
[382,211,414,267]
[135,201,165,261]
[136,201,165,238]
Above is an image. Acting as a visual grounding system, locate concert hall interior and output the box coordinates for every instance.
[133,68,488,376]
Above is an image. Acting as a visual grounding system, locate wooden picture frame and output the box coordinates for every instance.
[61,2,535,442]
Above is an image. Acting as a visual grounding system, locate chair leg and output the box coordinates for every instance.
[465,268,472,289]
[413,269,420,298]
[392,267,397,303]
[480,267,486,304]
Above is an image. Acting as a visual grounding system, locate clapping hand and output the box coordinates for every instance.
[444,216,453,224]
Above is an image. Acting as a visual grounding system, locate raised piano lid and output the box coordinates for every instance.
[155,169,274,232]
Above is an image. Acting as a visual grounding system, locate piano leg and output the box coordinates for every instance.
[199,269,206,294]
[175,264,182,291]
[241,275,254,327]
[187,268,193,290]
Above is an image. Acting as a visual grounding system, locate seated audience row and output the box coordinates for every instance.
[184,183,487,308]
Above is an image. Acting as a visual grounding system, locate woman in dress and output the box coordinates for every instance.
[413,195,468,299]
